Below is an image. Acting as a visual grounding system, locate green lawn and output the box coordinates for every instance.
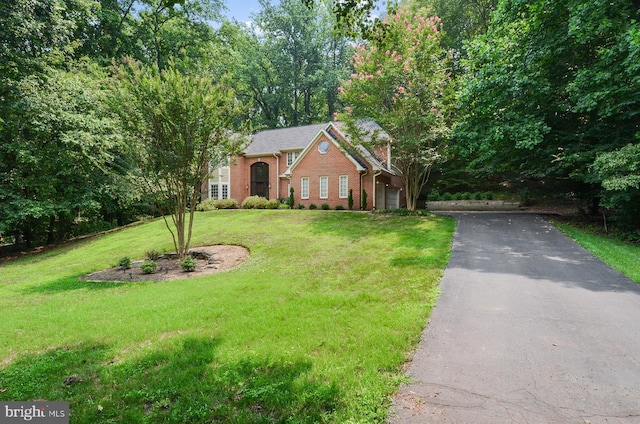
[554,222,640,283]
[0,210,455,423]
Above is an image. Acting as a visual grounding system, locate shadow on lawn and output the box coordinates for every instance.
[0,337,339,423]
[22,277,129,295]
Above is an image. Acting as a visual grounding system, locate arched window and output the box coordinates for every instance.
[250,162,269,199]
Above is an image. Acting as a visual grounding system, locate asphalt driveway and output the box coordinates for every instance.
[389,212,640,423]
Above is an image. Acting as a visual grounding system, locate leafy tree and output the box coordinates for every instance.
[110,60,247,259]
[240,0,351,127]
[339,8,453,210]
[455,0,639,225]
[0,63,128,247]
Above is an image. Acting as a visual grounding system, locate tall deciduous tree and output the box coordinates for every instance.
[110,60,246,259]
[455,0,639,226]
[339,8,453,210]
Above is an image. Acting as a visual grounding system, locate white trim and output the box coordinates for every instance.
[301,177,310,199]
[319,176,328,199]
[339,175,348,198]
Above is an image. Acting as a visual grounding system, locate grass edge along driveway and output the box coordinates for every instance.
[0,210,455,423]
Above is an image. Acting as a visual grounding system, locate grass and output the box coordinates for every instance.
[554,222,640,283]
[0,210,455,423]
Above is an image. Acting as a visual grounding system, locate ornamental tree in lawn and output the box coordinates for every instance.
[111,59,246,260]
[338,8,453,210]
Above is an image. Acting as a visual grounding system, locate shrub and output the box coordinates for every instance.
[321,203,330,210]
[335,204,345,210]
[428,191,442,201]
[266,199,280,209]
[146,250,160,261]
[442,192,453,201]
[483,191,494,200]
[298,204,305,209]
[180,256,197,272]
[214,198,239,209]
[198,198,239,211]
[348,189,354,210]
[196,199,217,211]
[361,190,368,210]
[309,204,318,210]
[140,260,157,274]
[473,192,483,200]
[288,187,295,209]
[118,256,131,270]
[242,196,269,209]
[460,192,471,200]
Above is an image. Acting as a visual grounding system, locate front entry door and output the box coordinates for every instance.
[250,162,269,198]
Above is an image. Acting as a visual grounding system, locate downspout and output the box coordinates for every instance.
[372,170,382,210]
[273,153,280,199]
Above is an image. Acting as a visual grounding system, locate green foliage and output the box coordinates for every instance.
[140,260,157,274]
[196,198,239,211]
[118,257,132,270]
[241,196,269,209]
[335,205,345,210]
[266,199,281,209]
[348,189,354,210]
[321,203,330,210]
[455,0,640,226]
[338,7,454,210]
[309,204,318,210]
[180,256,197,272]
[361,190,368,210]
[146,250,160,261]
[110,60,247,260]
[288,187,295,209]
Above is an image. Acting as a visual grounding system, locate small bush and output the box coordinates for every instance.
[348,189,354,210]
[483,191,494,200]
[298,204,305,209]
[180,256,197,272]
[197,198,239,211]
[242,196,269,209]
[140,260,157,274]
[118,256,131,270]
[266,199,280,209]
[473,192,483,200]
[460,192,471,200]
[196,199,217,211]
[335,205,345,210]
[428,191,442,201]
[288,187,295,209]
[442,192,453,201]
[214,198,239,209]
[309,204,318,210]
[146,250,160,261]
[321,203,330,210]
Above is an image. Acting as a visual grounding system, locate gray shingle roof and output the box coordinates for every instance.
[243,123,329,156]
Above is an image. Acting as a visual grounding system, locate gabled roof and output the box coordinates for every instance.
[243,123,328,156]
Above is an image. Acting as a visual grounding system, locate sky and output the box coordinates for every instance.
[224,1,277,24]
[222,1,387,25]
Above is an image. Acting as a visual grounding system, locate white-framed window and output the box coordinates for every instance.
[286,151,300,166]
[339,175,348,198]
[301,177,309,199]
[319,176,328,199]
[211,183,229,200]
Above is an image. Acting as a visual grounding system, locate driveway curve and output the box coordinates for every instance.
[389,212,640,424]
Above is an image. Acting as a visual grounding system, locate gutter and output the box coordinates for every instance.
[273,153,280,199]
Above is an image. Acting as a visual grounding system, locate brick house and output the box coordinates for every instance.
[204,121,405,210]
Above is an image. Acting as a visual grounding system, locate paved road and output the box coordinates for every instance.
[389,213,640,424]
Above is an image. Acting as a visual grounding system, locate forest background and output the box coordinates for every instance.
[1,0,638,249]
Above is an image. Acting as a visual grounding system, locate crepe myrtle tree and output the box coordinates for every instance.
[111,59,246,260]
[338,8,453,210]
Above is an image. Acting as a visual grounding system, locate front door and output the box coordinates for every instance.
[250,162,269,198]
